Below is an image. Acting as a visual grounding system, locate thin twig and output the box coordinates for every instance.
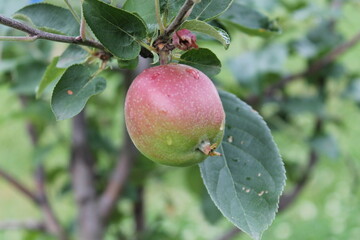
[0,220,45,232]
[0,15,104,50]
[98,131,136,221]
[0,35,38,41]
[246,30,360,105]
[134,186,145,239]
[64,0,81,23]
[0,168,39,204]
[155,0,165,35]
[164,0,198,36]
[35,165,69,240]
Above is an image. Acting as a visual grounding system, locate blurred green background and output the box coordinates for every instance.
[1,0,360,240]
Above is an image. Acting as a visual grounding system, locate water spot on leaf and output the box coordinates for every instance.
[227,136,233,143]
[246,189,251,193]
[258,173,262,177]
[258,191,265,197]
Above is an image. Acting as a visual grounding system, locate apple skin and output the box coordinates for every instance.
[125,64,225,167]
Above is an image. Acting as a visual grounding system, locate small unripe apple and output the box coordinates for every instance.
[125,64,225,167]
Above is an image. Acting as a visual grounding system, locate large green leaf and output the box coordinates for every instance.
[123,0,157,33]
[199,90,285,240]
[83,0,147,60]
[51,65,106,120]
[179,48,221,76]
[36,57,66,99]
[180,20,230,49]
[14,3,79,36]
[219,3,280,37]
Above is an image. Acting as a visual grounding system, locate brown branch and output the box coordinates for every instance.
[0,15,104,50]
[246,30,360,105]
[71,111,104,240]
[19,96,68,240]
[266,30,360,94]
[0,168,39,204]
[98,58,150,221]
[98,131,136,221]
[35,165,68,240]
[134,186,145,239]
[0,15,154,58]
[0,220,45,232]
[164,0,198,36]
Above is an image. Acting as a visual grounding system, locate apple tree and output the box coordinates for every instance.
[1,0,359,240]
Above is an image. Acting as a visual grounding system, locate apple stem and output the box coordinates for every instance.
[159,50,170,65]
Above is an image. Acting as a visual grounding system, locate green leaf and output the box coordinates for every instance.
[83,0,147,60]
[57,45,89,68]
[51,65,106,120]
[123,0,157,33]
[201,191,222,224]
[219,3,281,37]
[12,61,47,95]
[180,20,230,49]
[36,57,66,99]
[311,134,340,159]
[14,3,79,36]
[190,0,234,21]
[160,0,233,22]
[343,79,360,103]
[179,48,221,76]
[118,57,139,70]
[199,90,286,240]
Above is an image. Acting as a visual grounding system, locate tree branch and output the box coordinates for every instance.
[98,131,136,221]
[0,168,39,204]
[246,30,360,105]
[71,111,104,240]
[98,58,150,221]
[164,0,198,36]
[0,220,45,232]
[269,30,360,95]
[0,15,104,49]
[35,165,68,240]
[134,186,145,239]
[19,96,68,240]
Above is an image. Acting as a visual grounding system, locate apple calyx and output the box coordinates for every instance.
[198,140,222,156]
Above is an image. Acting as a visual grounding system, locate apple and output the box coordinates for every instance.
[125,64,225,167]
